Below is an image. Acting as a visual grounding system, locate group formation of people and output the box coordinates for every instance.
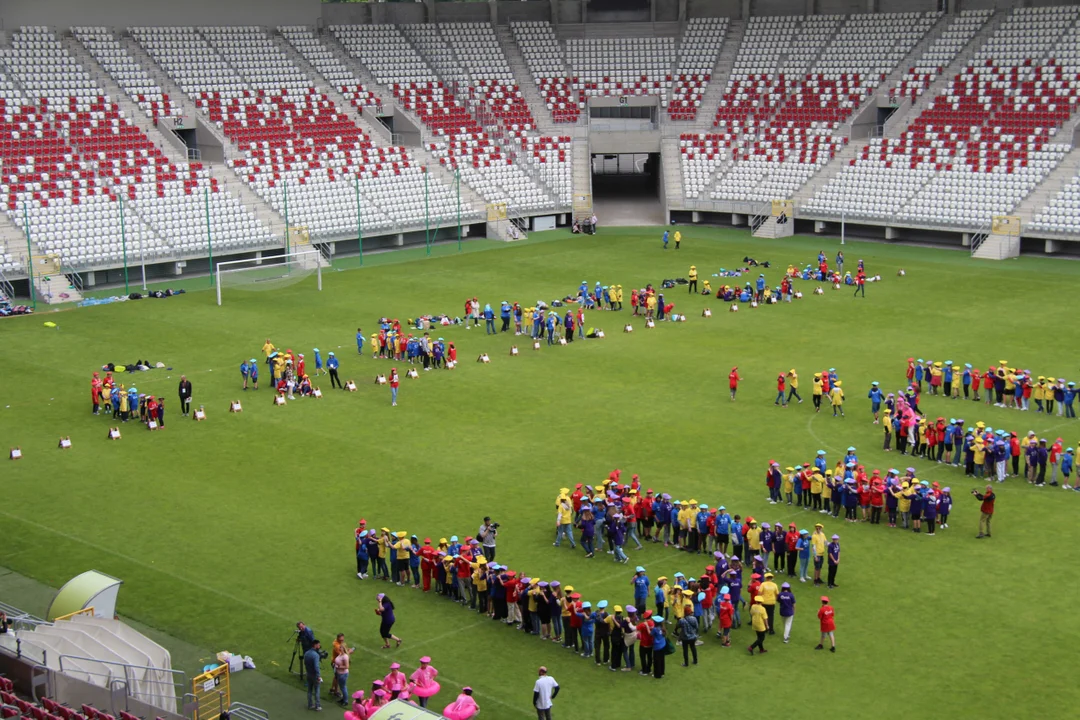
[253,340,343,393]
[363,321,458,371]
[89,370,194,427]
[760,451,957,535]
[552,470,849,583]
[348,497,839,688]
[768,367,848,416]
[902,357,1077,418]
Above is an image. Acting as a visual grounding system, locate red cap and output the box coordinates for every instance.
[642,610,653,619]
[821,596,830,603]
[575,483,582,489]
[423,538,431,544]
[359,519,367,525]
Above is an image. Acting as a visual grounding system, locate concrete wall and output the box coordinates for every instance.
[590,130,661,154]
[323,2,427,26]
[656,0,682,21]
[819,0,871,14]
[497,1,551,24]
[750,0,809,17]
[687,0,742,17]
[559,1,586,24]
[0,0,319,29]
[434,2,492,23]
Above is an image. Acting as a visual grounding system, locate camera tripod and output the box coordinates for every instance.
[287,631,305,680]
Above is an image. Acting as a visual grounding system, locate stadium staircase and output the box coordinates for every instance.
[687,19,744,132]
[495,25,565,134]
[661,136,685,208]
[572,133,592,219]
[752,215,793,238]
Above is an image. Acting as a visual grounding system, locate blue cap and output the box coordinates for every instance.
[313,348,319,352]
[597,600,608,609]
[450,536,458,542]
[847,446,856,451]
[635,566,646,573]
[817,450,826,455]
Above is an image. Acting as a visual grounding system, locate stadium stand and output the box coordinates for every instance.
[805,6,1080,228]
[667,17,728,121]
[0,27,271,273]
[565,35,677,100]
[510,21,581,124]
[277,26,382,115]
[331,23,563,213]
[130,25,471,238]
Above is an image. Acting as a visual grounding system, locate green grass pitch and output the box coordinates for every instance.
[1,226,1079,720]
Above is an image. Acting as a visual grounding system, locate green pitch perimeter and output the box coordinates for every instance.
[1,227,1078,720]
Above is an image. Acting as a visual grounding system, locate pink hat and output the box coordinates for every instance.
[419,656,431,663]
[374,689,387,698]
[352,690,365,700]
[390,662,401,669]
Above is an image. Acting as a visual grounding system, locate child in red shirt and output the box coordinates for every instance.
[816,596,836,652]
[717,594,734,646]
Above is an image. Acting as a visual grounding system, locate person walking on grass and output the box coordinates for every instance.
[815,596,836,652]
[677,600,698,666]
[662,230,669,250]
[376,593,402,649]
[748,595,768,655]
[787,369,802,404]
[729,366,741,401]
[973,485,995,538]
[177,375,192,417]
[778,582,796,643]
[533,666,559,720]
[650,616,668,678]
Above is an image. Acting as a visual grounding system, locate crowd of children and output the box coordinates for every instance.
[350,478,843,683]
[89,370,166,428]
[902,358,1077,418]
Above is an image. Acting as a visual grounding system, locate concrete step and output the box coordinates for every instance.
[972,232,1020,259]
[36,272,83,304]
[686,20,744,132]
[752,216,793,239]
[496,26,565,134]
[879,12,952,98]
[660,137,684,208]
[556,22,682,40]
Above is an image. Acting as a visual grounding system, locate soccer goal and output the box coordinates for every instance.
[215,248,323,306]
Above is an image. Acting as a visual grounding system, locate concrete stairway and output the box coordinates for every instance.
[884,10,1006,139]
[876,12,952,102]
[36,269,83,304]
[660,136,684,209]
[972,232,1020,259]
[753,216,793,238]
[572,135,592,216]
[1010,143,1080,229]
[684,20,744,133]
[495,25,565,135]
[0,217,29,277]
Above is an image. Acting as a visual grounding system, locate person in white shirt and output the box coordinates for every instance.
[532,666,559,720]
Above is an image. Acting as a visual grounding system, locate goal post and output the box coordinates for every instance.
[215,249,323,306]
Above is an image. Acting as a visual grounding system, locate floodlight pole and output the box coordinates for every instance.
[456,167,461,253]
[356,174,364,266]
[841,210,846,246]
[424,166,431,256]
[22,202,36,309]
[205,187,213,286]
[119,196,130,296]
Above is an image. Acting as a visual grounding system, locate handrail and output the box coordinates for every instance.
[228,702,271,720]
[749,200,772,234]
[969,219,991,256]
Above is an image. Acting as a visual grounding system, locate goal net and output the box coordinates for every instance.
[215,249,323,306]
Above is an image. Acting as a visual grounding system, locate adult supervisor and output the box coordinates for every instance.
[177,375,192,417]
[973,484,995,538]
[532,666,559,720]
[479,517,498,561]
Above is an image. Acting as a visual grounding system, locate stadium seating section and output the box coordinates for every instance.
[1,7,1079,283]
[2,674,169,720]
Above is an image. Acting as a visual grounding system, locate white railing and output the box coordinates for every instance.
[749,201,772,234]
[969,219,991,256]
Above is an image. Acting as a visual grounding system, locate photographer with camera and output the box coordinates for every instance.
[973,485,996,538]
[479,517,499,562]
[295,621,315,680]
